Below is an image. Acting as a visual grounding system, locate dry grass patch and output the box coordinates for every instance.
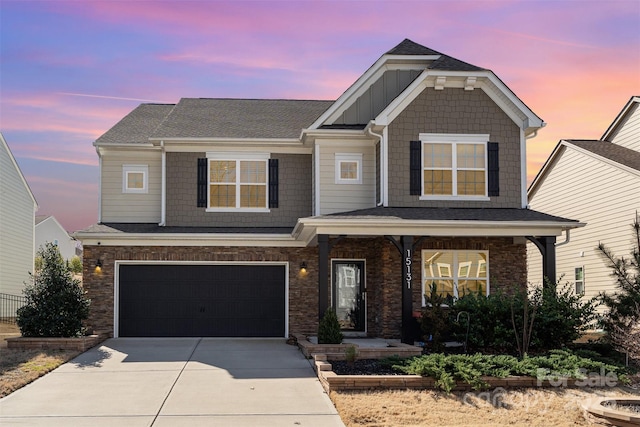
[0,323,81,398]
[331,387,638,426]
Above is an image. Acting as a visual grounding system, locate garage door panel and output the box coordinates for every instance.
[118,264,285,337]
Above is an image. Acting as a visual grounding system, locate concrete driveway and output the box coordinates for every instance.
[0,338,345,426]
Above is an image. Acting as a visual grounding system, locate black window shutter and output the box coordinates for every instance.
[487,142,499,197]
[268,158,279,208]
[197,158,207,207]
[409,140,421,195]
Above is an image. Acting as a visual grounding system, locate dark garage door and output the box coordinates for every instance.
[118,264,286,337]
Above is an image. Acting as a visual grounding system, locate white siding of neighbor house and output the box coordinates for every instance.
[35,217,77,260]
[608,101,640,151]
[0,136,36,298]
[101,150,161,223]
[318,144,376,215]
[528,147,640,309]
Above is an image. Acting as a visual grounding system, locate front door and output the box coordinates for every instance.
[332,260,365,332]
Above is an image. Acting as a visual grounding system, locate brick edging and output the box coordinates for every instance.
[5,330,111,352]
[311,354,618,393]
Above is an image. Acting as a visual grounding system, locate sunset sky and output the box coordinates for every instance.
[1,0,639,232]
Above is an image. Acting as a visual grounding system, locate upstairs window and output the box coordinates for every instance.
[122,165,148,194]
[411,134,498,199]
[205,153,270,211]
[422,250,488,304]
[335,153,362,184]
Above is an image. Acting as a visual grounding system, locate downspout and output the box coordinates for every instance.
[367,125,384,206]
[159,140,166,226]
[555,229,570,247]
[96,146,102,223]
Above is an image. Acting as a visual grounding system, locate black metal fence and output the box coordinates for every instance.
[0,293,26,324]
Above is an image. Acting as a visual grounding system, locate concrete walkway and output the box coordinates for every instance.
[0,338,345,426]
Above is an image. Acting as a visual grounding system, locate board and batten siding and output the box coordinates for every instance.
[0,137,36,298]
[608,101,640,151]
[100,150,161,223]
[528,147,640,307]
[318,144,376,215]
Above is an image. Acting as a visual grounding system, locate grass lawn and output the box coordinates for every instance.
[0,323,81,398]
[331,386,638,426]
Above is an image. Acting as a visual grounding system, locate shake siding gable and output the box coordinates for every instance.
[101,150,162,223]
[527,148,640,304]
[387,88,521,207]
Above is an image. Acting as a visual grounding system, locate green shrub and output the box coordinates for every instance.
[69,256,82,274]
[421,282,455,351]
[393,350,629,392]
[17,243,90,337]
[318,308,343,344]
[451,282,596,354]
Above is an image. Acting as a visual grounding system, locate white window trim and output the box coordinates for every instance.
[206,152,270,212]
[335,153,363,184]
[122,164,148,194]
[421,249,489,306]
[419,133,490,201]
[575,266,585,295]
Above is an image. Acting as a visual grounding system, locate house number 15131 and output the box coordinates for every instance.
[405,249,412,289]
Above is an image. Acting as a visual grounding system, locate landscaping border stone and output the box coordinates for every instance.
[5,330,111,352]
[294,333,422,360]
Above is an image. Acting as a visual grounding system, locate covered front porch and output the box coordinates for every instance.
[294,207,583,344]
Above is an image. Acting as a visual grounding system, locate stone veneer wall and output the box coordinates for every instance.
[82,237,527,339]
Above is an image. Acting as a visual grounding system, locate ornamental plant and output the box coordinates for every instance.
[318,308,343,344]
[17,243,90,337]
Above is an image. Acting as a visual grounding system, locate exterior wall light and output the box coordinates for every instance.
[300,261,307,272]
[95,259,103,272]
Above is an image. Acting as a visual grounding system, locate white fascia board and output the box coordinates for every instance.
[601,96,640,141]
[297,218,584,239]
[162,139,310,154]
[1,133,38,209]
[309,54,439,129]
[374,69,544,134]
[75,233,306,247]
[94,142,155,149]
[155,137,302,145]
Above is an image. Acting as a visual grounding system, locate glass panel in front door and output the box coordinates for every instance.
[332,261,365,332]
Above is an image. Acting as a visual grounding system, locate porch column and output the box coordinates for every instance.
[318,234,329,321]
[526,235,557,287]
[400,236,414,345]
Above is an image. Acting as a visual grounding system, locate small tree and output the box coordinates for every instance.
[318,308,343,344]
[598,216,640,361]
[17,243,90,337]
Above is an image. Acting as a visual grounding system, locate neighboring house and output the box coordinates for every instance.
[528,96,640,304]
[0,133,38,304]
[35,215,78,261]
[75,39,581,341]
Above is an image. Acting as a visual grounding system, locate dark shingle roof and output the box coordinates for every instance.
[79,223,294,234]
[151,98,333,139]
[566,140,640,172]
[386,38,443,56]
[385,38,485,72]
[95,104,175,144]
[325,207,579,223]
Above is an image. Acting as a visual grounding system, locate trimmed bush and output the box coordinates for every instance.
[17,243,90,337]
[318,308,343,344]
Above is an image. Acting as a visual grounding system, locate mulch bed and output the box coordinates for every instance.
[330,359,405,375]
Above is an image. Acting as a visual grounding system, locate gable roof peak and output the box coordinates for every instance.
[385,38,442,56]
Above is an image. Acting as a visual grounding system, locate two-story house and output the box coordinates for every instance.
[76,39,581,342]
[528,96,640,305]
